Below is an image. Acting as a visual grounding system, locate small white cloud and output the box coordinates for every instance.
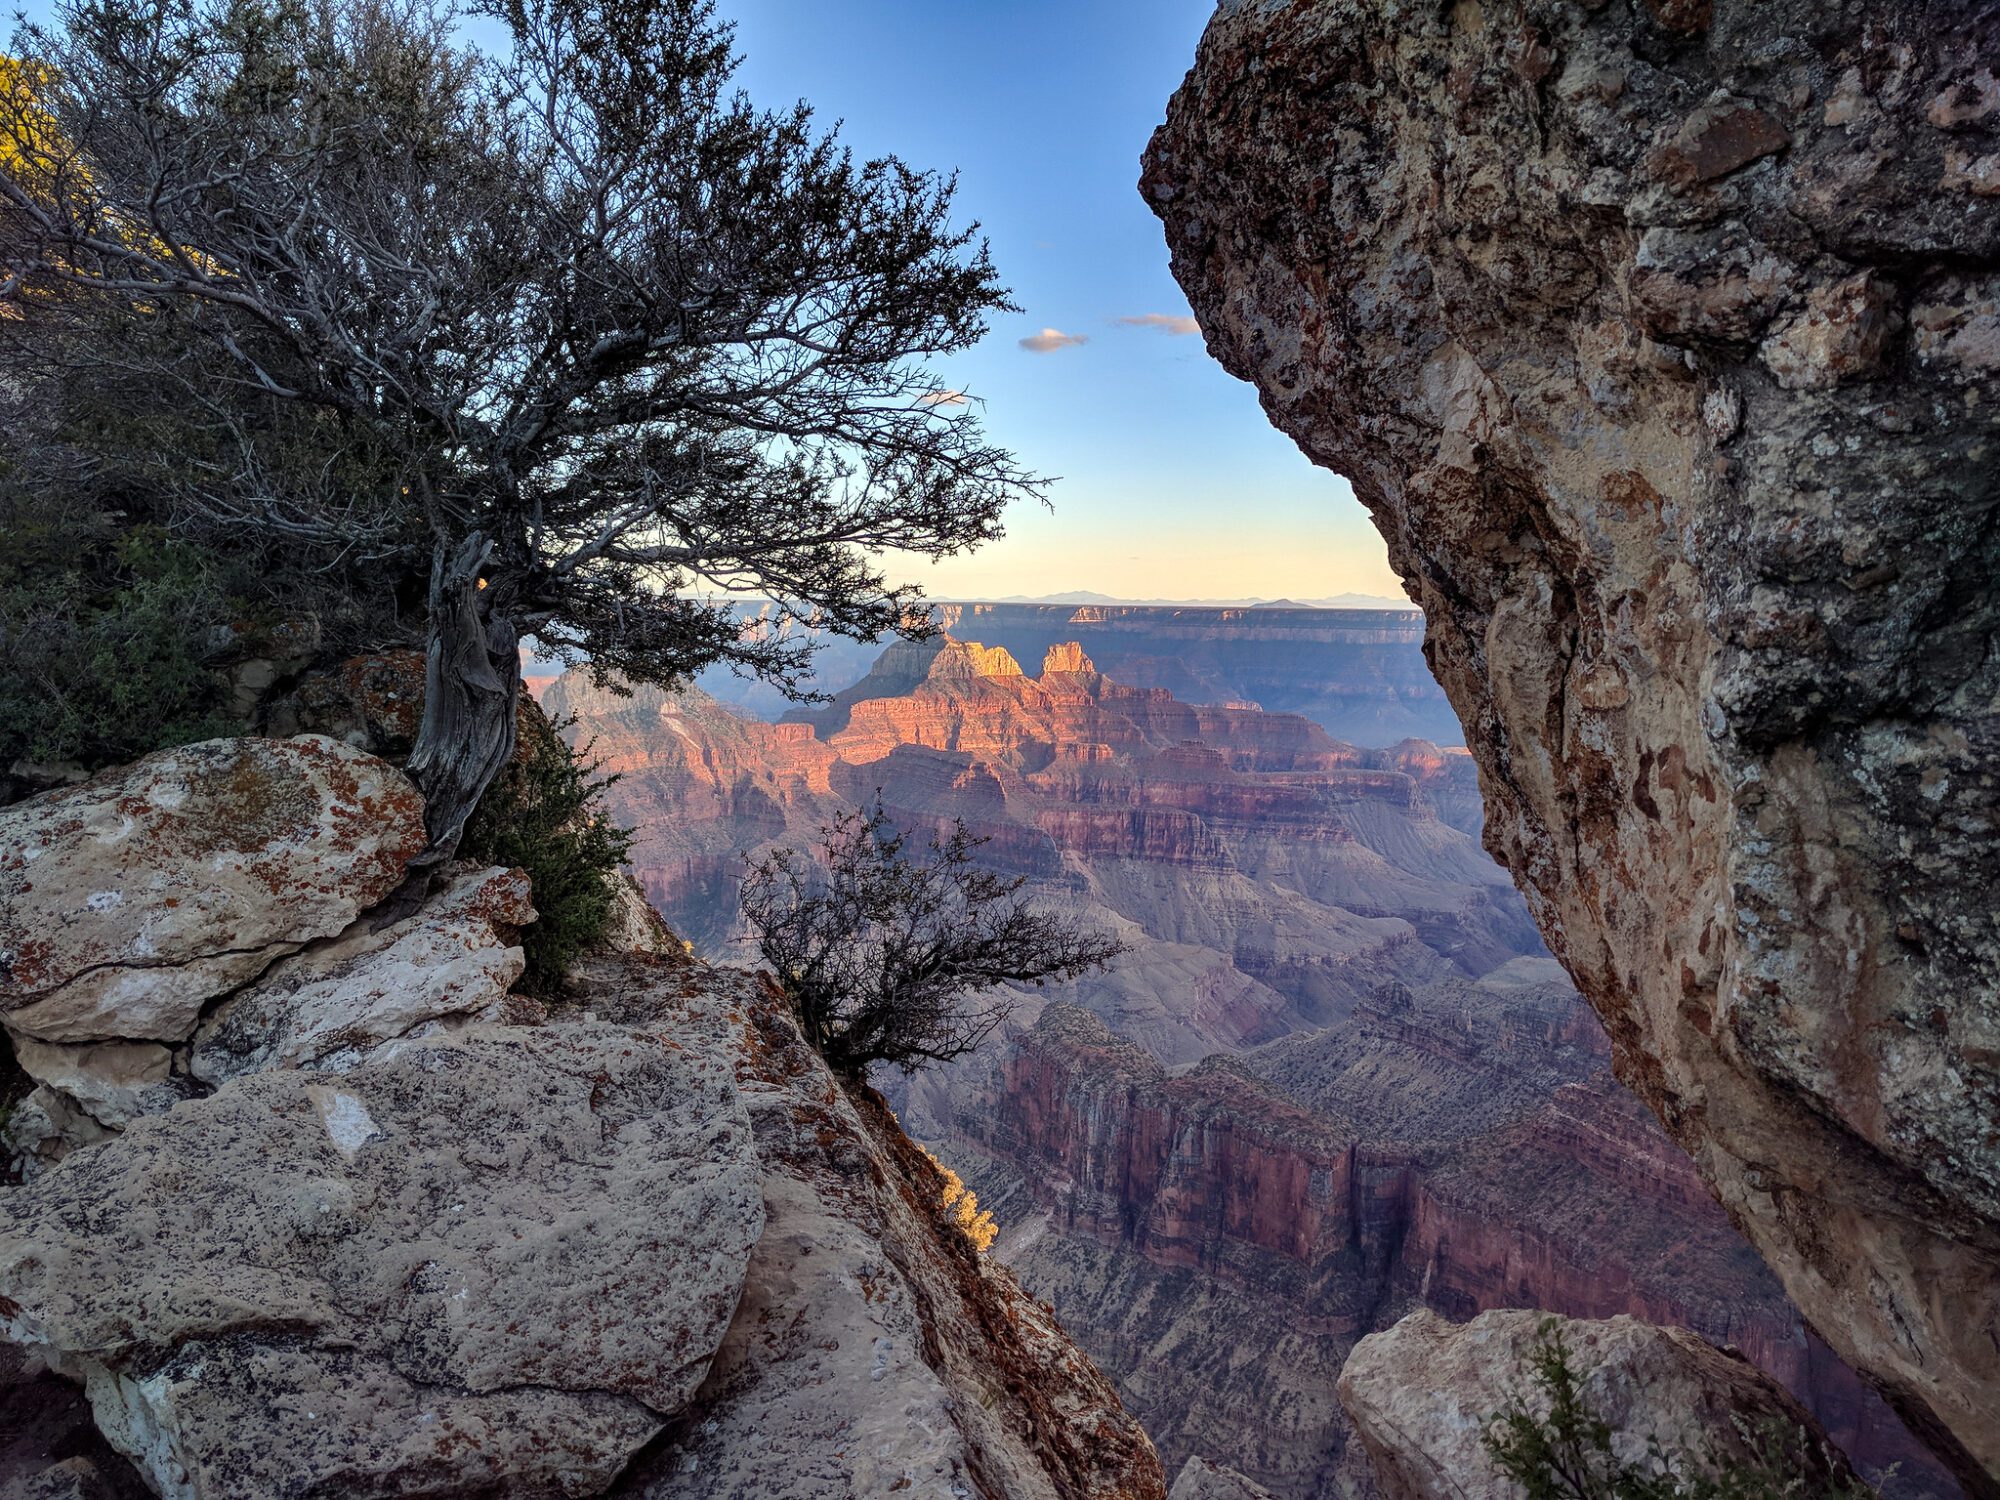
[1019,327,1089,354]
[918,388,970,407]
[1117,313,1200,336]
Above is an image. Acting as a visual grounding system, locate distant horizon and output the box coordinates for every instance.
[955,590,1416,611]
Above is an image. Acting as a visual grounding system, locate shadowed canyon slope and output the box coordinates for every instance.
[1145,0,2000,1487]
[554,640,1944,1497]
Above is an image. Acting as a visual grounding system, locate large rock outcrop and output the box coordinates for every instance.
[1338,1309,1859,1500]
[0,738,528,1168]
[0,733,1165,1499]
[1,1022,765,1499]
[1146,0,2000,1485]
[0,736,426,1046]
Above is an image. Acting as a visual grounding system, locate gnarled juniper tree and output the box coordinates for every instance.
[741,804,1126,1075]
[0,0,1036,875]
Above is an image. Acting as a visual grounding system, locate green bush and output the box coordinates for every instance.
[461,716,633,995]
[0,517,246,772]
[1485,1321,1878,1500]
[0,1028,33,1176]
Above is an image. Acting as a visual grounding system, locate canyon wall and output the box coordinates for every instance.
[1145,0,2000,1486]
[556,639,1528,1054]
[944,981,1943,1494]
[689,602,1461,747]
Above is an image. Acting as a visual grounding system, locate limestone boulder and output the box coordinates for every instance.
[0,1022,763,1499]
[190,863,533,1084]
[595,961,1165,1500]
[0,736,426,1045]
[1337,1310,1856,1500]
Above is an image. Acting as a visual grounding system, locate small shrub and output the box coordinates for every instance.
[461,715,633,995]
[1485,1321,1878,1500]
[740,801,1126,1075]
[0,1029,29,1137]
[922,1145,999,1253]
[0,520,245,772]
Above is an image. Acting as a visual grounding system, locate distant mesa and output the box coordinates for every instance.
[931,639,1024,679]
[1041,642,1097,675]
[979,591,1416,611]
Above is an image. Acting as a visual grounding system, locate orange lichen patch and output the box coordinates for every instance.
[1601,469,1663,516]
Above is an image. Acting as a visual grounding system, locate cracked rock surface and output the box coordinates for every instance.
[0,736,426,1046]
[1147,0,1999,1487]
[0,1021,764,1499]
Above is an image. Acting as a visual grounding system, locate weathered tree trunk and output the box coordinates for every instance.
[402,532,520,878]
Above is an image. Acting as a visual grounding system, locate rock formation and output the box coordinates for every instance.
[1339,1309,1859,1500]
[921,605,1461,748]
[553,641,1537,1059]
[0,735,1166,1499]
[1147,0,2000,1485]
[0,737,530,1172]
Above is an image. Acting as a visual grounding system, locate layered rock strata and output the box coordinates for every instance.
[948,989,1943,1495]
[1147,0,2000,1484]
[552,643,1534,1061]
[801,606,1461,748]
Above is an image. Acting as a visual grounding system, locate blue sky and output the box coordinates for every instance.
[10,0,1406,604]
[723,1,1402,604]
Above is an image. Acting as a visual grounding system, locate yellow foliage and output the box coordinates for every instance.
[919,1145,998,1254]
[0,56,70,193]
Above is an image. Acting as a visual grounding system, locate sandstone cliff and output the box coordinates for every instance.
[1147,0,1999,1486]
[0,736,1164,1499]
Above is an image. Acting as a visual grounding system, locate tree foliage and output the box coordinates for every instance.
[740,804,1125,1075]
[0,0,1038,863]
[0,510,243,772]
[921,1145,998,1254]
[459,715,632,994]
[1485,1322,1879,1500]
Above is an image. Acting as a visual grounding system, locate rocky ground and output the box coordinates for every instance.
[0,734,1164,1499]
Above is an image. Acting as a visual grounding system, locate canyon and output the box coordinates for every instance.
[693,602,1463,750]
[1145,0,1999,1489]
[554,631,1947,1496]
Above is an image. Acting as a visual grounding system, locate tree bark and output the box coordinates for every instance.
[402,532,520,878]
